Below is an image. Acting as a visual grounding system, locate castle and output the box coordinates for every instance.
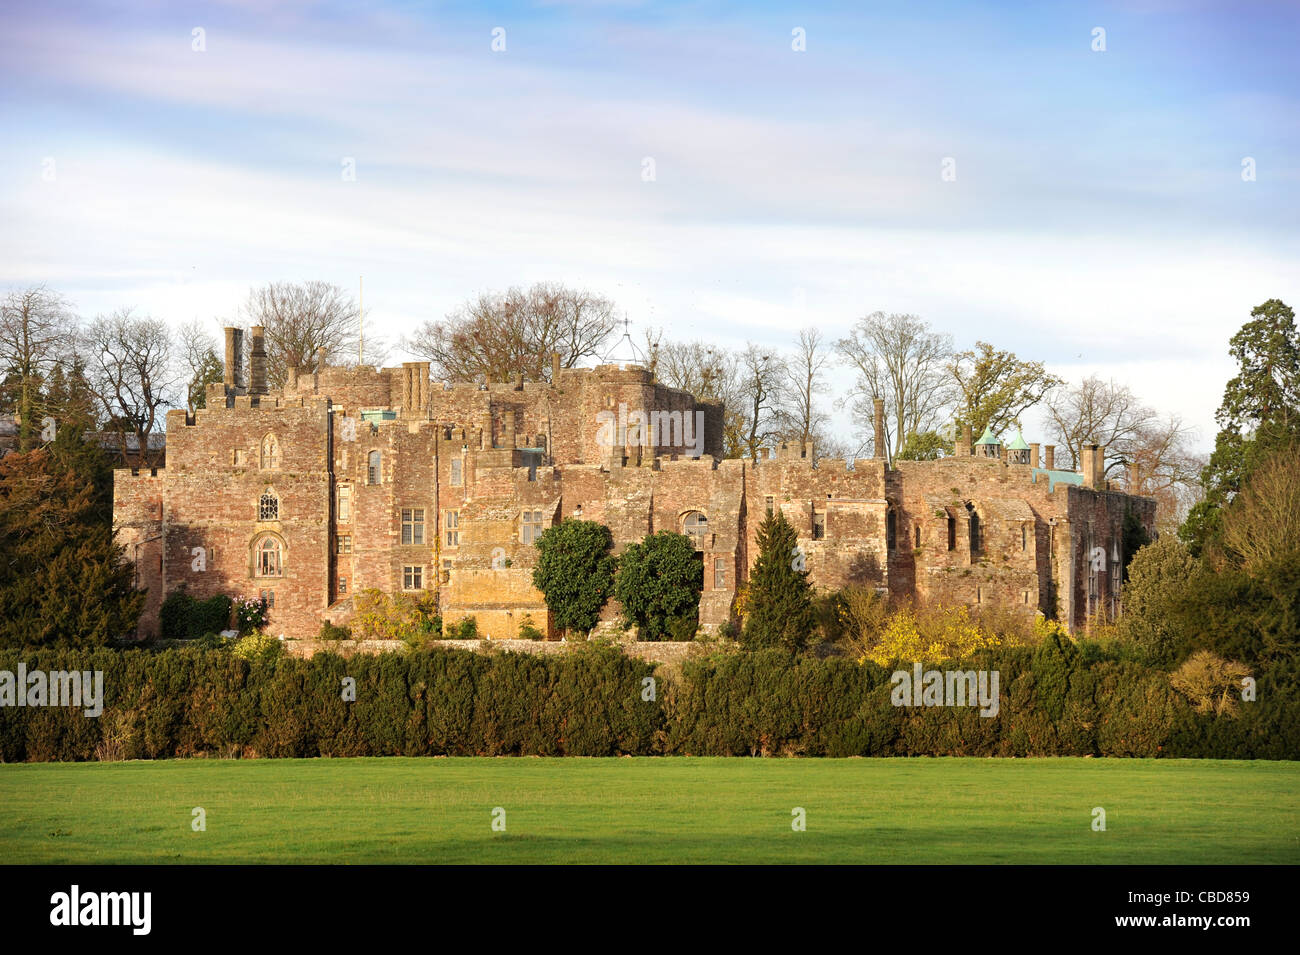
[113,326,1156,641]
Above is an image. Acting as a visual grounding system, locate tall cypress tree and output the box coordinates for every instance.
[742,510,816,651]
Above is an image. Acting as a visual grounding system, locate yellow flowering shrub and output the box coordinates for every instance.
[861,605,1001,665]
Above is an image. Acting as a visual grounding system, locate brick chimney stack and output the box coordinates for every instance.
[249,326,268,395]
[551,351,561,383]
[1029,443,1040,468]
[873,398,886,460]
[223,327,244,391]
[1044,445,1055,470]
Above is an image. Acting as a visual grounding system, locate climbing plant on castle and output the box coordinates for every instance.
[741,510,816,652]
[614,530,703,641]
[532,519,616,638]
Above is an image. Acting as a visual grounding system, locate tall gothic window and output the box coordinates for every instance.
[260,433,280,470]
[259,489,279,521]
[254,536,283,577]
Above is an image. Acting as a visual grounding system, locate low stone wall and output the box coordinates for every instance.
[284,637,734,665]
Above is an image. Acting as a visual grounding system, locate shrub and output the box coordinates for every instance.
[351,589,440,641]
[446,617,479,640]
[234,596,267,634]
[231,632,285,663]
[860,604,1002,666]
[1170,651,1252,717]
[1118,537,1199,665]
[160,590,234,639]
[614,531,703,641]
[518,615,545,641]
[319,621,352,641]
[532,519,617,637]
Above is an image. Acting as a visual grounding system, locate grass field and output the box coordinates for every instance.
[2,757,1297,864]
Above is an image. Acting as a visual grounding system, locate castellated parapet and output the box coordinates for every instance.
[121,340,1153,640]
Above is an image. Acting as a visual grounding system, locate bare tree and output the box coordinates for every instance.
[178,320,224,412]
[775,327,832,452]
[0,286,79,450]
[242,281,360,387]
[405,282,619,383]
[836,312,953,457]
[1046,376,1201,532]
[654,339,747,457]
[1045,376,1155,475]
[1121,416,1205,537]
[85,309,177,466]
[737,345,786,461]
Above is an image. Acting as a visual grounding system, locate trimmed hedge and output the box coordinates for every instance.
[0,643,1296,761]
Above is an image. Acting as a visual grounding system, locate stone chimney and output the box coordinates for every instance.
[1080,444,1098,488]
[1029,443,1040,469]
[551,351,562,383]
[223,327,244,391]
[1094,444,1107,489]
[964,424,974,456]
[287,366,299,391]
[873,398,886,460]
[1044,445,1056,470]
[316,347,328,372]
[249,326,268,395]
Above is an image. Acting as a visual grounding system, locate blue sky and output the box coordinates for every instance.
[2,0,1297,450]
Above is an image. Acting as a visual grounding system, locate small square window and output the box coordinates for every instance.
[337,485,352,523]
[233,449,248,467]
[337,535,352,554]
[713,556,726,589]
[260,589,275,609]
[338,577,348,595]
[403,565,424,590]
[444,510,460,547]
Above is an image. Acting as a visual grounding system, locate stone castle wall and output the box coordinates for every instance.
[123,348,1156,641]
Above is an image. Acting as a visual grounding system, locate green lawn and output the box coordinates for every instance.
[2,757,1297,864]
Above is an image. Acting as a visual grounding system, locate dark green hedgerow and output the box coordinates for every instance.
[0,642,1295,761]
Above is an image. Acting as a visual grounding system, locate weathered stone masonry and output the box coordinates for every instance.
[114,331,1155,640]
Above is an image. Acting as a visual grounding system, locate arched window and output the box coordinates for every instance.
[886,509,897,551]
[260,433,280,469]
[254,536,283,577]
[367,450,382,485]
[259,489,279,521]
[682,511,708,545]
[967,504,981,557]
